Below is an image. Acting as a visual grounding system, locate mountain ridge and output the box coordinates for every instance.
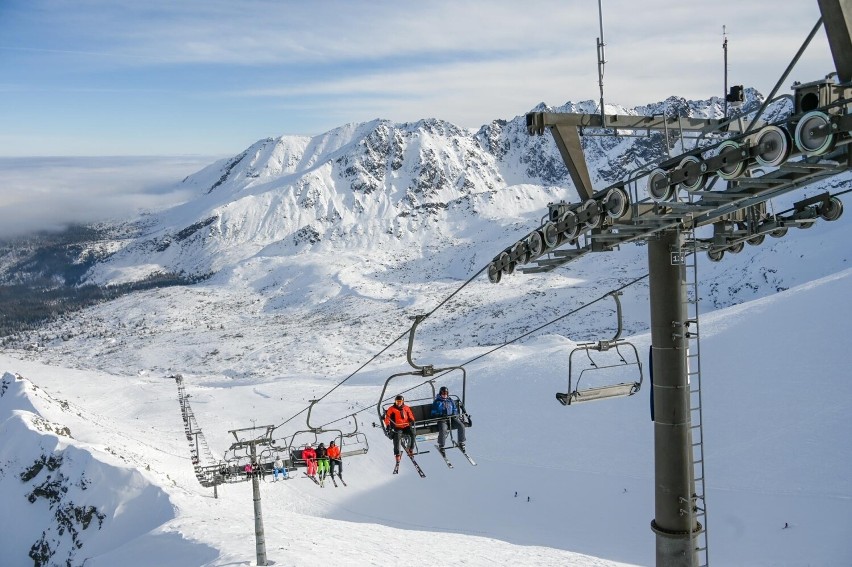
[79,91,767,286]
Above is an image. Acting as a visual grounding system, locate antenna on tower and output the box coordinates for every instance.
[723,25,728,117]
[723,26,744,119]
[596,0,607,127]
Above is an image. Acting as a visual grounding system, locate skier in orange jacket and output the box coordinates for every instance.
[383,394,416,463]
[327,440,343,479]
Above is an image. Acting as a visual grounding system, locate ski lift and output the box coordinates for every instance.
[220,424,278,480]
[556,291,644,405]
[255,444,291,477]
[339,416,370,457]
[221,445,255,482]
[282,432,319,470]
[375,315,472,455]
[282,400,347,470]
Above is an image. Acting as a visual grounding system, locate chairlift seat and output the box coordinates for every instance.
[339,432,369,458]
[404,399,472,443]
[290,449,308,468]
[562,330,644,407]
[409,403,442,442]
[340,446,368,458]
[557,381,641,405]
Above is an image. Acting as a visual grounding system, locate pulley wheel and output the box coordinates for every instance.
[717,140,746,180]
[754,125,791,167]
[746,233,765,246]
[499,251,514,275]
[679,156,707,192]
[728,241,745,254]
[769,226,788,238]
[818,196,844,221]
[559,209,580,241]
[604,187,630,220]
[511,241,530,265]
[647,168,674,202]
[487,262,501,283]
[582,199,603,229]
[794,111,835,156]
[707,249,724,262]
[527,230,544,258]
[542,222,559,249]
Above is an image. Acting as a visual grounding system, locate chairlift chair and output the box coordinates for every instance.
[282,435,315,471]
[556,292,644,405]
[375,315,472,455]
[281,402,347,470]
[339,417,370,457]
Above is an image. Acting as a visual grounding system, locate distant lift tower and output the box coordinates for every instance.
[226,426,275,567]
[487,2,851,566]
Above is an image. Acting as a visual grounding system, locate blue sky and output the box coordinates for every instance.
[0,0,835,158]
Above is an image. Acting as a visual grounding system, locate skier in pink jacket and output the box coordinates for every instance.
[302,445,317,477]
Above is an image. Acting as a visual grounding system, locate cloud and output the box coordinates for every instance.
[0,157,213,239]
[18,1,826,71]
[0,0,836,157]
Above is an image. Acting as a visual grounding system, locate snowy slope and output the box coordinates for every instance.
[0,267,850,566]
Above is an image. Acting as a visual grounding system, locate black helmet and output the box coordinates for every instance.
[439,386,448,394]
[319,442,325,447]
[329,440,335,446]
[395,394,404,401]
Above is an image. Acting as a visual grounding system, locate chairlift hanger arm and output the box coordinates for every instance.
[227,425,274,449]
[405,313,467,379]
[340,413,364,436]
[305,399,338,434]
[405,315,436,374]
[609,291,623,342]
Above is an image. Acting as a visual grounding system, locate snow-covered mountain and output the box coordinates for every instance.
[1,91,850,566]
[81,93,767,285]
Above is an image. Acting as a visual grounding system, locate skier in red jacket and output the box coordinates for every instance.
[302,444,317,477]
[383,394,416,464]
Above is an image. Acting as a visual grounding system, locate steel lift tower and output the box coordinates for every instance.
[486,2,851,565]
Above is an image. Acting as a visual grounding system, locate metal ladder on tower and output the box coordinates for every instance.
[682,222,710,567]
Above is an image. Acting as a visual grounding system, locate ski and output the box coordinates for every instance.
[304,473,321,486]
[328,474,337,488]
[457,445,477,466]
[392,460,400,475]
[406,451,426,478]
[335,474,347,487]
[435,445,454,468]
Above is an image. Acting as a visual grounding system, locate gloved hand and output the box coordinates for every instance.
[384,426,395,439]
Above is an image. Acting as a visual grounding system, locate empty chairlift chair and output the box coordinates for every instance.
[556,291,644,405]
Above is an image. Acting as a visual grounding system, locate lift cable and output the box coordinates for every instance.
[775,188,850,216]
[270,326,409,432]
[316,271,651,430]
[745,17,823,135]
[270,264,488,434]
